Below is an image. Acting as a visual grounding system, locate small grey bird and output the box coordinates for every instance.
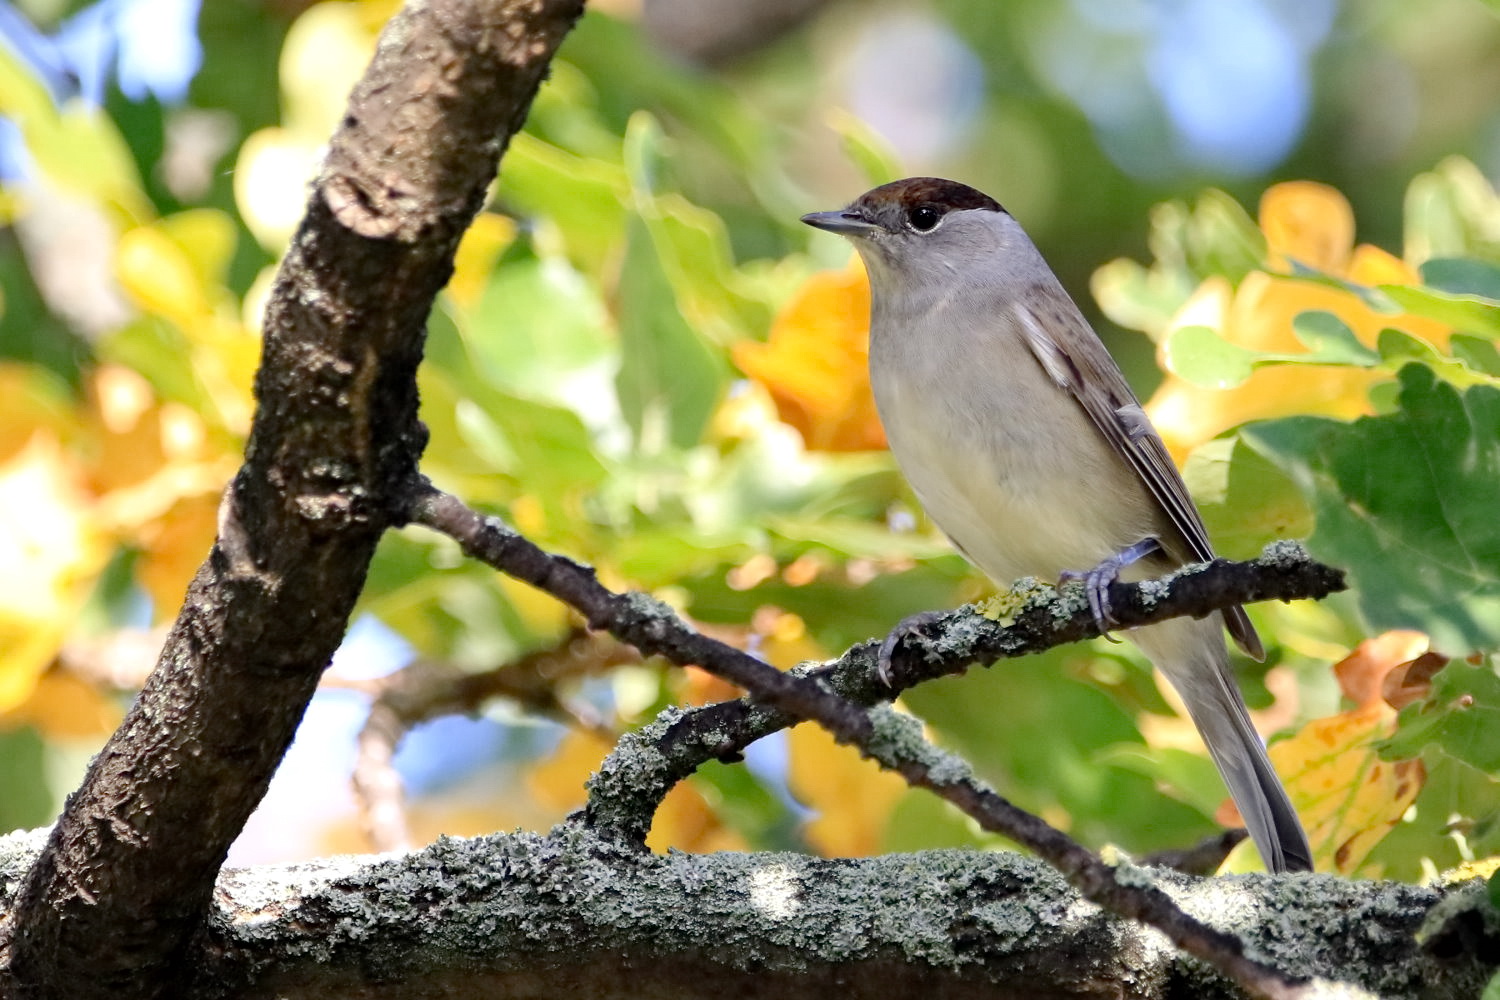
[802,177,1313,873]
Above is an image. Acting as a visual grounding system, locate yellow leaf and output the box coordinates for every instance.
[734,258,886,452]
[0,363,78,462]
[157,209,238,296]
[1147,268,1448,459]
[1260,181,1354,274]
[0,433,107,714]
[235,127,323,252]
[449,213,519,310]
[133,491,220,615]
[1268,703,1423,875]
[788,722,906,856]
[1260,634,1432,875]
[279,2,381,139]
[116,225,208,327]
[526,728,611,813]
[649,780,748,854]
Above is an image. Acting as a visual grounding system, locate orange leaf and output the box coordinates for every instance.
[734,259,886,452]
[9,668,122,739]
[1334,631,1430,708]
[787,721,906,856]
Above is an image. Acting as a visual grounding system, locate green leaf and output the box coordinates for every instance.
[0,726,53,830]
[1421,258,1500,300]
[1404,157,1500,262]
[1291,311,1380,366]
[1185,189,1267,283]
[1183,437,1314,560]
[828,109,903,187]
[1381,662,1500,774]
[614,115,730,451]
[1162,324,1256,388]
[1377,329,1500,389]
[1090,256,1196,339]
[463,255,617,413]
[1453,335,1500,377]
[692,759,804,851]
[615,212,726,451]
[497,133,629,272]
[1098,745,1227,819]
[1379,283,1500,338]
[903,648,1211,855]
[1244,365,1500,653]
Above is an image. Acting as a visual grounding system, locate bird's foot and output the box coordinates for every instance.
[1060,537,1161,641]
[876,609,946,687]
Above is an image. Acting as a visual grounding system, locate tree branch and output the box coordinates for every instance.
[0,828,1481,999]
[407,481,1349,999]
[2,3,583,997]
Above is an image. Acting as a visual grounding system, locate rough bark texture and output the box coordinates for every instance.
[1,826,1489,1000]
[0,2,583,997]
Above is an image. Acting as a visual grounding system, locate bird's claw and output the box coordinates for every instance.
[1061,537,1162,642]
[876,609,945,687]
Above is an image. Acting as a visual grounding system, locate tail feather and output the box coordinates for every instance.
[1134,617,1313,874]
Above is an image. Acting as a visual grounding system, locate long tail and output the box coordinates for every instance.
[1134,616,1313,873]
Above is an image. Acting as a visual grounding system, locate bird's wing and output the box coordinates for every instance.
[1011,286,1264,660]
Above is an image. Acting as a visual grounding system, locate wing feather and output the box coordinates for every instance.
[1012,288,1264,660]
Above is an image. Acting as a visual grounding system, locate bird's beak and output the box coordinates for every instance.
[801,210,880,237]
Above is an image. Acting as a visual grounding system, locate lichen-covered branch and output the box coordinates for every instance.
[1,3,583,998]
[1,826,1483,1000]
[407,482,1349,999]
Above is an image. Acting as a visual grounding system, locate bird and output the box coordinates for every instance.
[801,177,1313,873]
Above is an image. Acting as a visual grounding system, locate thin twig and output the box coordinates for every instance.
[350,631,637,851]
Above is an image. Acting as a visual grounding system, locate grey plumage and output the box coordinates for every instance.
[803,177,1312,873]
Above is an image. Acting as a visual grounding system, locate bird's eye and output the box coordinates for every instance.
[907,205,942,232]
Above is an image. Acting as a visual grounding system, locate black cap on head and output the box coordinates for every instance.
[853,177,1004,216]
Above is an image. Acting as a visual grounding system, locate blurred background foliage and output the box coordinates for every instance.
[1,0,1499,885]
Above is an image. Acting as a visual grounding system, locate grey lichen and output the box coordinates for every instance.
[1262,538,1311,566]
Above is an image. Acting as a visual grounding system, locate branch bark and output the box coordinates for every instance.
[1,826,1487,1000]
[1,3,583,997]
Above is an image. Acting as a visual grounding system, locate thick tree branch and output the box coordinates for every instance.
[0,828,1484,1000]
[1,3,583,997]
[407,482,1349,999]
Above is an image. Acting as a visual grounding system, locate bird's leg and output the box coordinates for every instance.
[876,609,946,687]
[1060,537,1162,641]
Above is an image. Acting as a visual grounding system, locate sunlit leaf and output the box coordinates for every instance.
[0,434,107,714]
[733,259,885,451]
[1378,283,1500,339]
[1271,702,1423,875]
[1162,324,1256,388]
[1260,181,1354,274]
[615,212,726,451]
[1182,437,1313,560]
